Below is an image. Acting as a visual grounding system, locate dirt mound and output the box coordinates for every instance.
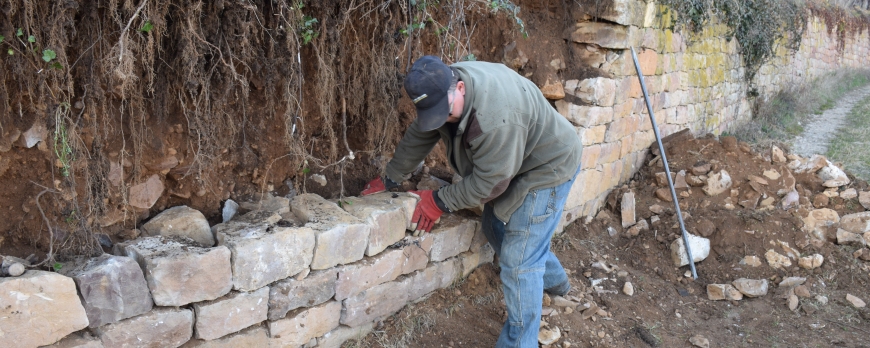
[356,132,870,347]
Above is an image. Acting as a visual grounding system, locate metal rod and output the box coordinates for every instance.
[630,47,698,279]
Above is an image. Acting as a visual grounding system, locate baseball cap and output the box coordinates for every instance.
[404,56,453,131]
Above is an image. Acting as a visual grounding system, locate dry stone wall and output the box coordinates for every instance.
[0,192,494,348]
[555,1,870,230]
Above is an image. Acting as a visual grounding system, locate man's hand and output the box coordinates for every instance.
[361,176,400,196]
[409,190,444,234]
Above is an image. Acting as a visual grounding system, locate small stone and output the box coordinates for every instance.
[836,229,866,246]
[621,191,636,228]
[817,161,850,187]
[779,277,807,288]
[781,190,800,210]
[740,256,762,267]
[623,282,634,296]
[538,326,561,345]
[687,175,706,187]
[655,188,673,202]
[627,219,649,237]
[5,262,25,276]
[816,295,828,305]
[691,163,711,175]
[649,204,665,215]
[788,294,799,310]
[802,209,840,241]
[846,294,866,308]
[732,278,768,297]
[310,174,327,186]
[689,334,710,348]
[696,218,716,237]
[765,250,791,269]
[841,188,858,199]
[703,170,732,196]
[707,284,742,301]
[650,215,660,226]
[771,146,786,163]
[840,212,870,233]
[670,234,711,267]
[222,199,239,222]
[597,331,605,338]
[860,191,870,210]
[798,254,824,270]
[129,174,164,209]
[763,169,781,180]
[794,285,811,298]
[674,170,689,189]
[542,293,552,307]
[655,172,676,186]
[760,196,776,208]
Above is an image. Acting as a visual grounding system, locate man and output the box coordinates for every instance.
[361,55,582,347]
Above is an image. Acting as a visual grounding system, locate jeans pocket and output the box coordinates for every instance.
[529,188,556,225]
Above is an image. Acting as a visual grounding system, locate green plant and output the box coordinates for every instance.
[300,15,319,45]
[139,21,154,33]
[488,0,528,38]
[53,102,74,177]
[52,262,63,272]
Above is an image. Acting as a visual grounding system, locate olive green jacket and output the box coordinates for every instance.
[385,61,582,222]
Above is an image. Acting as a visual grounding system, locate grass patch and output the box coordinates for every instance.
[732,69,870,149]
[826,94,870,181]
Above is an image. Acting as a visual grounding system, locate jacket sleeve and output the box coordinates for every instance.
[384,119,441,183]
[437,123,525,211]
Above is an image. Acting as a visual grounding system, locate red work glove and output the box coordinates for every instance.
[361,177,386,196]
[409,190,444,233]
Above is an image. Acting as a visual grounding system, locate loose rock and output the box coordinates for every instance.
[771,146,786,163]
[798,254,824,270]
[840,212,870,233]
[696,218,716,237]
[627,219,649,237]
[812,193,829,208]
[802,209,840,240]
[836,229,866,246]
[846,294,866,308]
[740,256,762,267]
[141,205,214,247]
[779,277,807,288]
[817,160,850,187]
[670,234,711,266]
[763,169,781,180]
[538,326,562,345]
[841,188,858,199]
[860,191,870,210]
[623,282,634,296]
[689,334,710,348]
[788,294,799,310]
[707,284,742,301]
[794,285,811,298]
[732,278,768,297]
[655,188,672,202]
[621,191,636,228]
[765,250,791,269]
[703,170,732,196]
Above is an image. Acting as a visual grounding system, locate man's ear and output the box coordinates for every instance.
[457,81,466,95]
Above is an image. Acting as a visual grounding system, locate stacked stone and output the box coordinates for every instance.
[545,0,870,232]
[0,193,494,348]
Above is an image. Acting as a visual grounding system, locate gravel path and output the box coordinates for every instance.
[791,84,870,157]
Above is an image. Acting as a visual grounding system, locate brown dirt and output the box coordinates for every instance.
[352,132,870,347]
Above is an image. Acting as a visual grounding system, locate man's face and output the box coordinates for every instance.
[445,81,465,123]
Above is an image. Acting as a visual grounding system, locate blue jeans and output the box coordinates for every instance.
[481,166,580,348]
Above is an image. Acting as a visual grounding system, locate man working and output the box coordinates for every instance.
[361,55,582,347]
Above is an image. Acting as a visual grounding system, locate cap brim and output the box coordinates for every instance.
[415,93,450,131]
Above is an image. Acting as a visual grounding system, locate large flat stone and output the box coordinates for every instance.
[573,0,646,26]
[194,287,269,340]
[268,269,337,321]
[335,249,405,301]
[94,308,193,348]
[840,212,870,233]
[341,278,412,328]
[268,301,342,347]
[407,259,460,302]
[215,221,315,291]
[63,254,153,328]
[341,193,417,256]
[181,326,268,348]
[292,194,371,270]
[569,21,630,49]
[129,174,164,209]
[429,215,477,262]
[124,236,232,306]
[317,323,374,348]
[0,271,89,348]
[141,206,214,247]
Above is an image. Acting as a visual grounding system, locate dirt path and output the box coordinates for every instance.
[791,84,870,157]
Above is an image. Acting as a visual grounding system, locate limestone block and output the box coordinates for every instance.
[400,234,434,275]
[94,308,193,348]
[141,206,214,247]
[569,22,630,49]
[124,236,232,306]
[237,193,291,216]
[836,229,866,246]
[732,278,768,297]
[802,209,840,240]
[570,43,607,68]
[408,259,460,302]
[707,284,743,301]
[340,193,416,256]
[43,332,104,348]
[268,269,337,321]
[291,194,371,270]
[181,326,268,348]
[268,301,341,347]
[765,249,792,269]
[574,77,617,107]
[703,170,732,196]
[63,254,153,328]
[317,323,374,348]
[621,191,636,228]
[817,160,850,187]
[539,79,565,100]
[839,212,870,234]
[429,215,477,262]
[193,287,269,340]
[636,48,658,75]
[669,234,711,267]
[798,254,824,270]
[574,0,646,26]
[459,244,495,278]
[335,249,404,301]
[860,191,870,210]
[129,174,164,209]
[557,102,614,128]
[215,221,315,291]
[0,271,89,348]
[341,278,412,327]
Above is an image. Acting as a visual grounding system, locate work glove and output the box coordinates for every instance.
[361,176,400,196]
[409,190,445,234]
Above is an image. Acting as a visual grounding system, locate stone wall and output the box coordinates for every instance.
[556,1,870,230]
[0,193,494,348]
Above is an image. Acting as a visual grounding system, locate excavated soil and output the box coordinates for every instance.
[355,133,870,348]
